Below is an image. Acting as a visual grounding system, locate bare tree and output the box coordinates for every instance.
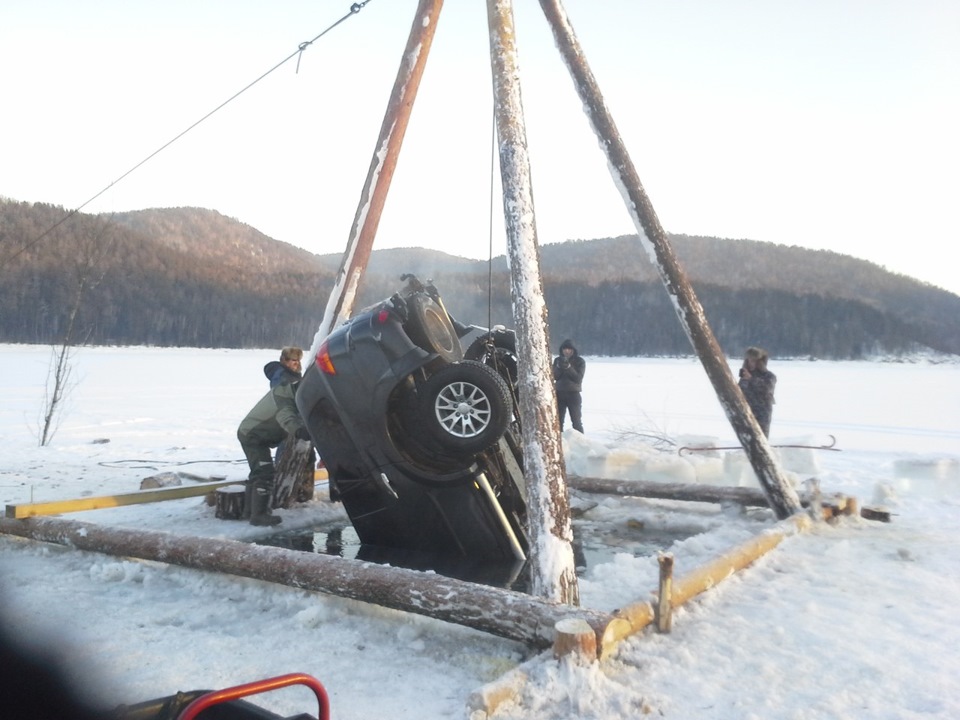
[38,216,116,446]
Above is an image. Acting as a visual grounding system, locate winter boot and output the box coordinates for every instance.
[249,486,281,527]
[245,461,273,522]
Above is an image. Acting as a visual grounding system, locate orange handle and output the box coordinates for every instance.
[177,672,329,720]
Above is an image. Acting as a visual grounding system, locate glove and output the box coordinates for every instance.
[295,426,311,441]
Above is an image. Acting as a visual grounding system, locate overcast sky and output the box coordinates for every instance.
[3,1,958,295]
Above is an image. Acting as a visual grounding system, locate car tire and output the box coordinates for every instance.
[404,295,463,362]
[419,361,512,456]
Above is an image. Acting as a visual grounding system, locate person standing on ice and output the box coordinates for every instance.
[237,381,310,526]
[738,346,776,437]
[552,338,586,434]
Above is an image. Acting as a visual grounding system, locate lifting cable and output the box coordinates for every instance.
[9,1,376,266]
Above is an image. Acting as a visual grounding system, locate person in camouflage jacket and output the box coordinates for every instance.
[237,381,309,525]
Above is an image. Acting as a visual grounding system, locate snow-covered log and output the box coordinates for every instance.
[568,476,774,507]
[487,0,580,607]
[536,0,802,520]
[0,516,608,649]
[272,438,315,508]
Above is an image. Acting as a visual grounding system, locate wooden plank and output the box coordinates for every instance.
[5,479,242,519]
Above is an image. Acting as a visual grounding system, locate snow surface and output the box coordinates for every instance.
[1,345,959,719]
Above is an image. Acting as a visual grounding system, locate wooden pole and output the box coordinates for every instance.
[486,0,579,606]
[4,479,240,519]
[536,0,801,519]
[656,553,674,633]
[0,515,607,649]
[316,0,445,340]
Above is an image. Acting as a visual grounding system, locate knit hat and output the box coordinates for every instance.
[560,339,575,351]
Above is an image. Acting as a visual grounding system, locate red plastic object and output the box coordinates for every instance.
[177,673,330,720]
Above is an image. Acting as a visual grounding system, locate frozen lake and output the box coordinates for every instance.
[585,355,960,456]
[3,345,958,458]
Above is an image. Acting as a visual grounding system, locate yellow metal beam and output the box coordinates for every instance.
[5,479,243,519]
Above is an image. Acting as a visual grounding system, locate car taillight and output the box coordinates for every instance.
[314,341,336,375]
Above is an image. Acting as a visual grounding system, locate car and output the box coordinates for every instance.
[295,275,528,561]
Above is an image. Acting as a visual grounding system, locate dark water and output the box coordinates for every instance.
[255,518,693,594]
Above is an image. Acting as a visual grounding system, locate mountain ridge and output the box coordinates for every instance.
[1,200,957,357]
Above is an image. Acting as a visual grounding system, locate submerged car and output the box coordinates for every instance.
[296,275,527,561]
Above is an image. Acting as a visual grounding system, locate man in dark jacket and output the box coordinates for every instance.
[263,346,303,388]
[552,338,586,433]
[237,380,310,526]
[738,346,776,437]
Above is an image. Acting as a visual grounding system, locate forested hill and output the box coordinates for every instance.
[1,200,957,358]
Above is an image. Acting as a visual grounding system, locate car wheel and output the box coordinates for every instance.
[419,361,512,456]
[404,295,463,362]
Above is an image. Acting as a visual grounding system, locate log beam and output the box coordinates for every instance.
[0,515,608,649]
[315,0,445,340]
[569,475,775,507]
[487,0,578,605]
[536,0,801,519]
[671,514,810,607]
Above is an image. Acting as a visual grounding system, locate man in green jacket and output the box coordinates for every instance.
[237,381,310,526]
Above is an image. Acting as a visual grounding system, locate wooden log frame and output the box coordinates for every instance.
[471,513,812,716]
[0,509,809,658]
[0,515,611,649]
